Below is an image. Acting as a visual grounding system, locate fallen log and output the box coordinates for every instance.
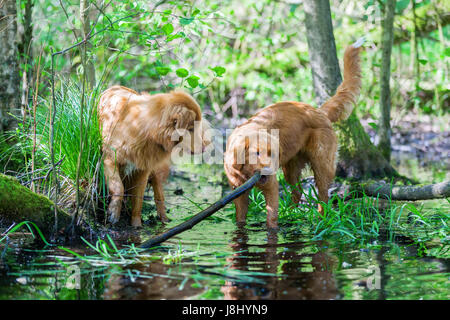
[354,180,450,201]
[140,171,262,249]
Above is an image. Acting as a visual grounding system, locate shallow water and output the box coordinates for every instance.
[0,162,448,300]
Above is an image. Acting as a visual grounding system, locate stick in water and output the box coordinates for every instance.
[139,171,262,249]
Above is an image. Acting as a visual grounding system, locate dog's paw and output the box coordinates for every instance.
[131,217,142,228]
[157,214,170,223]
[108,200,121,224]
[352,37,366,48]
[108,211,120,224]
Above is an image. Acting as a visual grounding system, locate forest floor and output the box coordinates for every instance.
[361,111,450,172]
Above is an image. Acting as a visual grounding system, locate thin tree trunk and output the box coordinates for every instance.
[80,0,96,89]
[410,0,420,90]
[378,0,396,161]
[18,0,34,119]
[303,0,398,180]
[0,0,21,133]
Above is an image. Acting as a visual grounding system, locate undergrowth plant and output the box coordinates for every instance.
[0,79,107,215]
[246,176,449,250]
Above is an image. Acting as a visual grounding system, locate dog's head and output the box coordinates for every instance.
[155,91,210,154]
[175,117,212,155]
[225,130,280,185]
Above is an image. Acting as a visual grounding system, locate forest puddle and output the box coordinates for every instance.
[0,159,448,300]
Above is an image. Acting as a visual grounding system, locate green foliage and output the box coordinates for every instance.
[245,175,449,248]
[35,82,103,184]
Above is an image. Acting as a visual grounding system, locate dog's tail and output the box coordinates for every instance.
[319,38,364,123]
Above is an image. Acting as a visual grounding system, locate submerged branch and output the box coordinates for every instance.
[139,172,262,249]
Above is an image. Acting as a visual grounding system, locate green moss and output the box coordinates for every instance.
[0,173,71,233]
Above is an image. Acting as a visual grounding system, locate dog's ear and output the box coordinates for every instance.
[172,107,196,130]
[232,136,250,171]
[232,147,244,171]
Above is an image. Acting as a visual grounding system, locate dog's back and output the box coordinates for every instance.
[224,41,364,228]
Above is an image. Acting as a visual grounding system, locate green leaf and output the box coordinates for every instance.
[395,0,410,14]
[161,23,174,35]
[180,17,194,25]
[176,68,189,78]
[289,4,300,13]
[368,122,378,131]
[186,75,200,88]
[166,33,184,42]
[209,66,226,77]
[444,47,450,57]
[156,66,171,75]
[418,58,428,65]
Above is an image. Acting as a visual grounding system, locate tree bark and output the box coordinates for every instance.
[378,0,396,161]
[355,180,450,201]
[410,0,420,90]
[303,0,398,180]
[0,0,21,133]
[18,0,34,118]
[303,0,341,106]
[80,0,96,89]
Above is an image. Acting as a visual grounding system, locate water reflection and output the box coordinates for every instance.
[221,228,340,300]
[103,261,203,300]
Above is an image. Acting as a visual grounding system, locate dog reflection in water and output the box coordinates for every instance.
[221,229,339,300]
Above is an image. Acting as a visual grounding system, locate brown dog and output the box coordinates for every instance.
[98,86,209,227]
[224,43,363,229]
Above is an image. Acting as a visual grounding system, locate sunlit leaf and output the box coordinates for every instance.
[156,66,171,75]
[176,68,189,77]
[186,75,200,88]
[209,66,226,77]
[180,17,194,25]
[161,23,174,35]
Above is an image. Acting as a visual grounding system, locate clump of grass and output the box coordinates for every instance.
[246,176,449,251]
[35,81,106,211]
[0,80,107,215]
[36,81,103,185]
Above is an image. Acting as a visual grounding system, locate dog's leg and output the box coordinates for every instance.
[282,154,307,205]
[150,167,169,223]
[129,169,151,227]
[308,137,336,215]
[104,157,124,224]
[233,190,250,226]
[260,176,279,229]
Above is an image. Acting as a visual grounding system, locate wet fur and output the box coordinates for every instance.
[98,86,206,227]
[224,45,362,229]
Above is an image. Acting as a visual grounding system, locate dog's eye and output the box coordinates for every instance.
[256,151,260,156]
[173,119,178,125]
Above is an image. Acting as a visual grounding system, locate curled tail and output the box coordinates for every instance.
[320,38,364,123]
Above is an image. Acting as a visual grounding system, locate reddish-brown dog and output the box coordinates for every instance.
[98,86,209,227]
[224,43,363,229]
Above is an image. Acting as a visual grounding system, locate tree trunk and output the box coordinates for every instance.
[378,0,396,161]
[303,0,398,180]
[80,0,96,89]
[18,0,34,119]
[0,0,21,133]
[303,0,341,106]
[410,0,420,90]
